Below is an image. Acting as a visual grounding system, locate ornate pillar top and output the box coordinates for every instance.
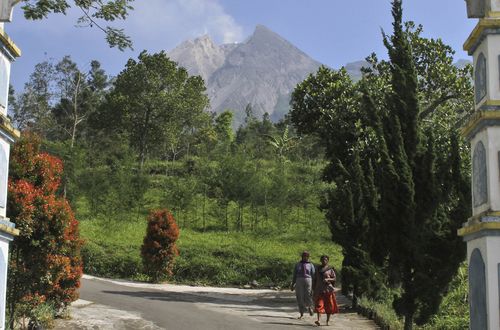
[0,0,20,22]
[464,0,500,18]
[465,0,488,18]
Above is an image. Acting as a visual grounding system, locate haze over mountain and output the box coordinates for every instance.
[168,25,322,124]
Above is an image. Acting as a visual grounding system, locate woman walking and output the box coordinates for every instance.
[291,251,315,319]
[313,255,339,326]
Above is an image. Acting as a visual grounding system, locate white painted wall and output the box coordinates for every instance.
[0,22,14,330]
[474,40,489,110]
[467,237,500,330]
[0,237,9,329]
[0,52,10,115]
[486,35,500,102]
[471,131,491,215]
[469,126,500,215]
[468,3,500,329]
[490,0,500,12]
[487,126,500,212]
[472,35,500,108]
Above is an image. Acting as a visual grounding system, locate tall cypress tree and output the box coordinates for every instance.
[379,1,469,328]
[383,0,420,164]
[324,150,385,307]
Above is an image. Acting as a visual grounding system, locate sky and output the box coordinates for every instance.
[5,0,477,91]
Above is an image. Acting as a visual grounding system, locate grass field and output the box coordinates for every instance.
[79,215,342,287]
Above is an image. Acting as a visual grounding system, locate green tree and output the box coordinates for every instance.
[163,175,198,228]
[78,133,149,216]
[214,111,235,146]
[99,51,209,168]
[19,0,133,49]
[266,126,296,162]
[51,57,109,146]
[9,61,56,133]
[11,57,109,142]
[208,151,255,231]
[379,3,470,327]
[9,57,113,205]
[236,110,276,159]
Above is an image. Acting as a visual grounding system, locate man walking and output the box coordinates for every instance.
[291,251,315,319]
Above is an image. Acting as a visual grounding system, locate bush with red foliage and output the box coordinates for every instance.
[7,133,83,326]
[141,209,179,282]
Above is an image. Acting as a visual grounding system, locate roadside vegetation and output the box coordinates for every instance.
[289,1,472,329]
[81,215,341,287]
[357,265,469,329]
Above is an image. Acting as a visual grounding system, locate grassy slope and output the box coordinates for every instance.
[80,216,342,287]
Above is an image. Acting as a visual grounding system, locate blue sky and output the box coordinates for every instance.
[5,0,476,91]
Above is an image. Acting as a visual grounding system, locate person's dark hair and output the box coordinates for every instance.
[320,255,329,261]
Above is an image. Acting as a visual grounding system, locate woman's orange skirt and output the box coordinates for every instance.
[314,291,339,314]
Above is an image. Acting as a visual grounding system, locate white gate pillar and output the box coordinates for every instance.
[0,3,21,329]
[459,1,500,329]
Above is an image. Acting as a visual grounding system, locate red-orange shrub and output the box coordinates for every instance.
[141,209,179,282]
[7,133,83,325]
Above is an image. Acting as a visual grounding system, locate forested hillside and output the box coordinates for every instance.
[8,51,338,286]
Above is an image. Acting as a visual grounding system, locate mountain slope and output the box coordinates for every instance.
[168,35,226,82]
[168,25,321,123]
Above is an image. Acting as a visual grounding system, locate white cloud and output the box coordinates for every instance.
[127,0,244,47]
[9,0,243,51]
[5,0,244,89]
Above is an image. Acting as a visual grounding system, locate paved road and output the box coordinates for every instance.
[55,276,377,330]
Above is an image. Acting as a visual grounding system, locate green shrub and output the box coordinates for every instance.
[358,295,403,329]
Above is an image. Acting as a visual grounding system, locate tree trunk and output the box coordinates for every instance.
[70,72,81,149]
[8,247,20,330]
[190,209,193,228]
[404,314,413,330]
[264,194,269,223]
[240,204,244,232]
[139,149,146,170]
[254,207,258,230]
[237,204,242,231]
[352,286,357,309]
[139,107,152,170]
[225,204,229,232]
[202,192,206,232]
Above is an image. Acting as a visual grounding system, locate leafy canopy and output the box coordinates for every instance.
[19,0,134,50]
